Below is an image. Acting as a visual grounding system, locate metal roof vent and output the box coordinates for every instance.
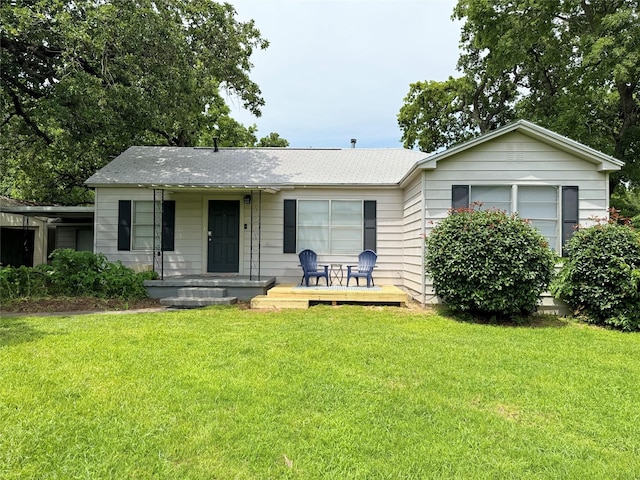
[351,138,357,148]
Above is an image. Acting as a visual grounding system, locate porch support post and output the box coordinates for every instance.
[249,190,262,280]
[22,215,30,267]
[153,189,164,280]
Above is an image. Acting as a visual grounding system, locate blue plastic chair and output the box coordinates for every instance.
[298,249,329,287]
[346,250,377,287]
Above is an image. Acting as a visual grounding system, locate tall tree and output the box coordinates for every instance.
[399,0,639,187]
[398,76,517,152]
[1,0,269,204]
[256,132,289,147]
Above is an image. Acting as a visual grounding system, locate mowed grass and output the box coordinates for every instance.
[1,306,639,479]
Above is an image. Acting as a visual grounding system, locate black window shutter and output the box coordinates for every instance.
[562,186,579,255]
[283,199,297,253]
[162,200,175,251]
[363,200,377,252]
[452,185,470,210]
[117,200,132,251]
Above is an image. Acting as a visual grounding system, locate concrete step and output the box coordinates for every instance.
[176,287,228,298]
[250,295,309,309]
[160,296,237,308]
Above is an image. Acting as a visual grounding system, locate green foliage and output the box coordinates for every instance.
[425,208,557,318]
[47,249,155,299]
[399,1,639,186]
[0,249,156,301]
[1,0,271,204]
[256,132,290,147]
[398,76,517,152]
[0,265,49,300]
[611,186,640,228]
[551,221,640,331]
[46,250,105,297]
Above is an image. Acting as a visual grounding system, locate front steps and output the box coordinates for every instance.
[159,287,237,308]
[145,276,276,302]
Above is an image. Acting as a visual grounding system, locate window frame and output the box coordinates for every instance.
[453,184,574,252]
[297,199,364,255]
[132,200,155,251]
[283,199,376,254]
[117,199,175,252]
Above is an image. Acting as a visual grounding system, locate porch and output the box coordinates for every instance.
[144,275,408,309]
[251,283,408,309]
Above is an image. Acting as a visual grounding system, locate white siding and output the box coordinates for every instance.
[249,188,405,285]
[94,188,215,275]
[94,186,405,284]
[401,173,425,299]
[55,227,77,250]
[423,132,610,232]
[95,188,159,271]
[413,131,612,306]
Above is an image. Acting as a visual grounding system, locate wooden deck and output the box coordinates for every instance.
[251,283,407,309]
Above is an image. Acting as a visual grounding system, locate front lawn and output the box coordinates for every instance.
[1,306,639,479]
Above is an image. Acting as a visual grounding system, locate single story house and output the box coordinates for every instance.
[85,120,623,306]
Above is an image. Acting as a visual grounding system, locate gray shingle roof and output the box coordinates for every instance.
[85,147,430,188]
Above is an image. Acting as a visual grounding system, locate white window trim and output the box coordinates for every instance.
[297,199,364,254]
[132,200,154,251]
[469,184,561,251]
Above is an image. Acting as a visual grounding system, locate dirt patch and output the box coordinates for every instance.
[1,297,163,315]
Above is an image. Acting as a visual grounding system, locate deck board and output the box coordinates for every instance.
[251,283,407,309]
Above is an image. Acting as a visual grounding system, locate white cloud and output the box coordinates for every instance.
[230,0,462,148]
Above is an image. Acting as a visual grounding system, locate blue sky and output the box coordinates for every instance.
[229,0,462,148]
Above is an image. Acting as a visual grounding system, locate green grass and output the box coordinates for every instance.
[1,306,639,479]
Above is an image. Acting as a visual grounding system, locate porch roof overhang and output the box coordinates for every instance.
[139,184,285,194]
[0,205,94,219]
[129,183,401,192]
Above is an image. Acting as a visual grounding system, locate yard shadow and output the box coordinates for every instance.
[0,318,48,347]
[433,305,571,329]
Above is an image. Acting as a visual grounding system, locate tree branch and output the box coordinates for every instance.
[6,88,52,144]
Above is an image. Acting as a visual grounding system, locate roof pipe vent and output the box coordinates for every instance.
[350,138,357,148]
[213,137,219,152]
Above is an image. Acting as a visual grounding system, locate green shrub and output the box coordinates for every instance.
[0,265,50,301]
[611,186,640,218]
[47,249,155,299]
[0,249,156,303]
[425,208,557,319]
[47,249,105,297]
[550,221,640,331]
[101,261,156,300]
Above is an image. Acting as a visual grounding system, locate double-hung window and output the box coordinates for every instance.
[283,199,376,254]
[517,186,559,251]
[453,185,577,253]
[132,201,154,250]
[117,200,175,251]
[298,200,362,254]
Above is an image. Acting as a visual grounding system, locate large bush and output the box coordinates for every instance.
[425,208,557,318]
[550,221,640,331]
[0,249,156,302]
